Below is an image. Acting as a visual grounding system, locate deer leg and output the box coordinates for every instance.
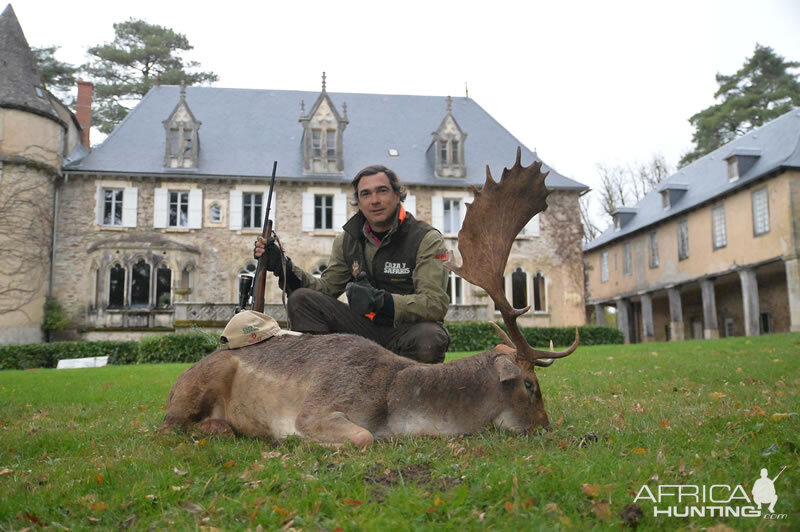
[295,410,374,448]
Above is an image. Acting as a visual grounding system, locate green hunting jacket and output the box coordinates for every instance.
[288,206,450,324]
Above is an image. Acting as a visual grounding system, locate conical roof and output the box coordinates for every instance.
[0,4,58,120]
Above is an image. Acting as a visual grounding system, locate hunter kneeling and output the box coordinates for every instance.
[254,165,450,364]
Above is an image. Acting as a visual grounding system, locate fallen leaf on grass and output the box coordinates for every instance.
[504,501,514,513]
[87,517,101,525]
[261,451,282,459]
[710,392,727,400]
[24,512,44,526]
[744,407,767,417]
[0,468,13,475]
[659,418,671,429]
[342,499,364,507]
[174,467,188,476]
[582,484,600,498]
[196,439,207,447]
[120,514,137,528]
[631,403,644,413]
[95,473,103,485]
[222,460,236,470]
[771,413,798,421]
[593,502,612,521]
[181,502,204,514]
[632,448,647,455]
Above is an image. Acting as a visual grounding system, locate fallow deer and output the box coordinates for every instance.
[162,148,579,446]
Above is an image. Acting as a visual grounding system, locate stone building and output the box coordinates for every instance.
[0,5,88,344]
[0,6,589,343]
[584,110,800,342]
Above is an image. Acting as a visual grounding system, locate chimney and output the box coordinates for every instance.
[76,80,93,148]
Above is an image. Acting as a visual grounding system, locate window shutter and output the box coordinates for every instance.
[523,214,540,236]
[333,193,348,230]
[404,195,416,218]
[302,192,314,232]
[229,190,242,230]
[431,196,443,231]
[188,189,203,228]
[95,185,104,225]
[263,190,277,231]
[122,187,138,227]
[153,188,168,228]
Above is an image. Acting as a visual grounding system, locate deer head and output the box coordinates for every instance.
[445,147,579,430]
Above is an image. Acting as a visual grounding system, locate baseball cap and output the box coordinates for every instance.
[220,311,299,349]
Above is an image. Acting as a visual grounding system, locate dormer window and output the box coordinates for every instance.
[432,96,467,178]
[163,83,201,169]
[727,157,739,181]
[299,72,348,174]
[614,216,621,231]
[661,191,670,209]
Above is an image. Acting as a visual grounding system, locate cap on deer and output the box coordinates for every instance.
[220,311,299,349]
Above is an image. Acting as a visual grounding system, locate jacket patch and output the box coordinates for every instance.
[384,262,411,275]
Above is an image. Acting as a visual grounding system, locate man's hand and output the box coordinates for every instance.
[346,273,385,316]
[253,236,282,273]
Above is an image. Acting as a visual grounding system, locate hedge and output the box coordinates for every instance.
[1,325,621,370]
[0,341,137,370]
[444,322,623,352]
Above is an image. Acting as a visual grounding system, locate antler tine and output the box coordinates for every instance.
[490,321,513,348]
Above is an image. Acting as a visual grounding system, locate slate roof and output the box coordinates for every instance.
[0,4,59,121]
[584,108,800,251]
[66,85,588,191]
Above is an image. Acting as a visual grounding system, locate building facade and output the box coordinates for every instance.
[58,84,587,340]
[584,110,800,342]
[1,7,589,343]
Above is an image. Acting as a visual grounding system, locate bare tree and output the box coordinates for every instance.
[579,194,600,245]
[0,158,55,319]
[593,153,673,228]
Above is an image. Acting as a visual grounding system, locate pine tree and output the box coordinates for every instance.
[680,44,800,167]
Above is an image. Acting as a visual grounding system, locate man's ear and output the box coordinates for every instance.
[494,356,521,383]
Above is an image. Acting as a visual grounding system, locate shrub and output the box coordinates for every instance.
[136,332,219,364]
[0,341,137,370]
[41,296,70,342]
[445,322,623,352]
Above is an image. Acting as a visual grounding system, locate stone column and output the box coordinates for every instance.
[615,298,632,344]
[640,292,655,342]
[738,268,761,336]
[667,286,684,341]
[786,258,800,332]
[699,278,719,339]
[595,304,606,326]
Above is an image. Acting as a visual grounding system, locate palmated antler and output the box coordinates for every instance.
[445,147,579,367]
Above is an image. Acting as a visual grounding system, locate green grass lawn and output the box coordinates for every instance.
[1,333,798,530]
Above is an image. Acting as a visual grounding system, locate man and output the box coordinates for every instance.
[254,165,451,363]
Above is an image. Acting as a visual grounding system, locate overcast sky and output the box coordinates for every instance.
[13,0,800,224]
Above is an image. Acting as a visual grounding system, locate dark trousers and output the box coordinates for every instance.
[287,288,450,364]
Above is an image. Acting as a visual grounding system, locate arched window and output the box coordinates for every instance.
[238,261,257,306]
[108,263,125,308]
[312,263,328,278]
[446,270,463,305]
[533,272,546,312]
[156,264,172,308]
[93,267,101,309]
[511,267,527,309]
[130,259,151,306]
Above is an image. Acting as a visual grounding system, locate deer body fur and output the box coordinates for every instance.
[163,333,543,446]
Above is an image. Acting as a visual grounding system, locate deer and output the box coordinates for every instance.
[161,148,579,446]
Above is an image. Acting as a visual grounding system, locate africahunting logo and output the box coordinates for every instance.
[633,467,788,519]
[242,325,259,334]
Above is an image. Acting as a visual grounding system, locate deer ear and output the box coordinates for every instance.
[494,356,521,383]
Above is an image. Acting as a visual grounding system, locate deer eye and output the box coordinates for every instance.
[524,380,533,391]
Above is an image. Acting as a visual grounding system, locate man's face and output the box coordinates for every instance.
[357,172,401,231]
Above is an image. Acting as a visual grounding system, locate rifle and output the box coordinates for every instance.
[248,161,278,313]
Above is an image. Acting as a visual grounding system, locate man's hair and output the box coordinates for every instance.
[350,165,407,206]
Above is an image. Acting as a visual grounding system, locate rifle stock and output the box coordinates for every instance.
[252,219,272,312]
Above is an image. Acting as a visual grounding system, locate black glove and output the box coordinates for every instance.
[346,273,385,316]
[276,257,302,291]
[254,237,282,273]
